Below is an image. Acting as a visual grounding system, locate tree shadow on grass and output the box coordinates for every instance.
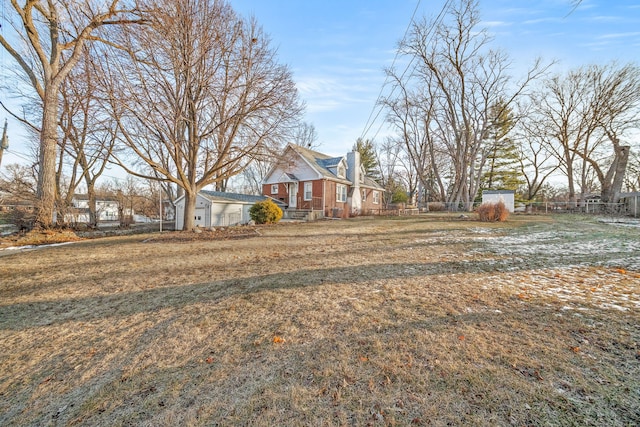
[2,245,635,332]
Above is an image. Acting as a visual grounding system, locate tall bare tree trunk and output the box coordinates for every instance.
[36,91,60,227]
[183,191,197,230]
[608,145,630,204]
[87,181,98,227]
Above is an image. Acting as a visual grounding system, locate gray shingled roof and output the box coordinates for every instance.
[290,144,347,181]
[200,190,280,205]
[288,144,383,189]
[363,176,384,190]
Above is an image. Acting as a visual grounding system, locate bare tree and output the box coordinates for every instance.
[237,159,274,195]
[57,48,116,227]
[0,0,141,227]
[381,70,440,206]
[387,0,548,211]
[528,63,640,205]
[513,107,561,202]
[102,0,302,230]
[0,163,37,202]
[583,64,640,204]
[373,138,399,208]
[293,122,319,149]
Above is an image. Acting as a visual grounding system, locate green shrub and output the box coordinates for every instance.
[477,201,509,222]
[249,199,283,224]
[391,188,409,204]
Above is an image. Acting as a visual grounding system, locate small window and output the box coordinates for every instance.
[338,165,346,178]
[304,182,312,201]
[271,184,278,194]
[361,189,366,202]
[336,184,347,203]
[373,191,380,204]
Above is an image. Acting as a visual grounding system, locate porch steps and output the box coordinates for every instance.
[286,210,310,221]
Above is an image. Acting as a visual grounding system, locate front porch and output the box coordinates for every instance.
[282,196,324,221]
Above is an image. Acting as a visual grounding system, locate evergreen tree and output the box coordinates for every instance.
[354,138,379,178]
[482,101,523,190]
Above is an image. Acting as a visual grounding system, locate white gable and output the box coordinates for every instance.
[263,154,322,184]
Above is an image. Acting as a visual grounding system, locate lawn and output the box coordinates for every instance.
[0,214,639,426]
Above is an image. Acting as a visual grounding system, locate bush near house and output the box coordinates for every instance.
[249,199,283,224]
[477,201,509,222]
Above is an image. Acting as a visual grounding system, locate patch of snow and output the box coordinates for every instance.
[0,241,76,252]
[598,217,640,228]
[598,303,628,311]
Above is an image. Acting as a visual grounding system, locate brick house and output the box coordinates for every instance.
[262,144,384,219]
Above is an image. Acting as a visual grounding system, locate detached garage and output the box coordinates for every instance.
[174,190,282,230]
[481,190,515,213]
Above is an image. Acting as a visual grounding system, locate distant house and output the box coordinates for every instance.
[65,194,133,224]
[481,190,515,213]
[173,190,284,229]
[0,199,36,213]
[262,144,384,219]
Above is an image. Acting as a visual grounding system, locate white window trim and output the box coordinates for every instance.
[361,189,367,202]
[304,182,312,201]
[271,184,278,194]
[337,184,347,203]
[373,191,380,204]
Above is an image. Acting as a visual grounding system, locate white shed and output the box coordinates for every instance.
[481,190,515,213]
[174,191,279,230]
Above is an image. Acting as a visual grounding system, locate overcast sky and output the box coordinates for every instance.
[1,0,640,171]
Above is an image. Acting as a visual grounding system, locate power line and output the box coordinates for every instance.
[359,0,422,141]
[4,148,34,163]
[359,0,454,143]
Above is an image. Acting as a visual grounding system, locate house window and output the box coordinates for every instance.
[361,189,367,202]
[338,165,346,178]
[271,184,278,194]
[304,182,312,201]
[373,191,380,204]
[337,184,347,203]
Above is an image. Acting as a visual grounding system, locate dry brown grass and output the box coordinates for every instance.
[1,214,639,426]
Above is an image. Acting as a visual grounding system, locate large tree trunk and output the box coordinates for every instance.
[87,181,98,227]
[182,190,197,231]
[564,152,577,207]
[35,90,60,228]
[606,145,630,205]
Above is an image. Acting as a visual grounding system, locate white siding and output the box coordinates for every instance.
[263,160,321,184]
[175,194,254,229]
[210,203,244,226]
[194,207,206,227]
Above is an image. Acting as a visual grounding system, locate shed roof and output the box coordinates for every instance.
[482,190,515,195]
[200,190,270,205]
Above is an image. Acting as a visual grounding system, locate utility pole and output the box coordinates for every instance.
[0,119,8,169]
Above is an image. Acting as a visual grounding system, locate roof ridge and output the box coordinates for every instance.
[289,143,335,160]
